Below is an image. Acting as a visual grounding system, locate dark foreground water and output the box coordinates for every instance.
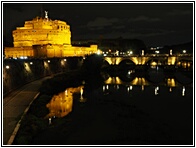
[32,69,193,145]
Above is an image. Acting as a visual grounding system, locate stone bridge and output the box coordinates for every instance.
[103,54,193,66]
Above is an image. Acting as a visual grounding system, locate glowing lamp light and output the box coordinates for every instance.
[49,118,52,125]
[97,50,101,55]
[64,59,67,61]
[155,86,159,95]
[183,50,186,54]
[6,65,10,69]
[142,85,144,91]
[103,85,105,92]
[170,49,172,55]
[80,88,83,96]
[182,86,185,96]
[20,56,27,59]
[48,60,50,63]
[30,62,33,65]
[142,50,144,56]
[128,70,132,75]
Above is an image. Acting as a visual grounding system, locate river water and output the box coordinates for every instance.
[32,69,193,145]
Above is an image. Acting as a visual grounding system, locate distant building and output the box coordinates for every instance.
[4,11,98,58]
[72,38,147,56]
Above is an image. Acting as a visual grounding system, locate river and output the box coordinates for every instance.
[32,69,193,145]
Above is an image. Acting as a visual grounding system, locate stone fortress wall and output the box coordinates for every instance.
[4,11,98,58]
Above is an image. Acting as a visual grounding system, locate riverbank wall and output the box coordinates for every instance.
[3,57,83,96]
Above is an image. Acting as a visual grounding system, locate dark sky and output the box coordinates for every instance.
[3,2,193,46]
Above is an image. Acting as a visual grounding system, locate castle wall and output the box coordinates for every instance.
[5,44,98,58]
[4,14,97,58]
[4,47,34,58]
[13,29,71,47]
[12,17,71,47]
[3,57,82,95]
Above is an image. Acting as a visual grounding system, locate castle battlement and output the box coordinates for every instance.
[12,12,71,47]
[4,11,98,58]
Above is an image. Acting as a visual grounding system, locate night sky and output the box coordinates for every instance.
[3,2,193,47]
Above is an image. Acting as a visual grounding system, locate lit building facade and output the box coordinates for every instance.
[4,11,98,58]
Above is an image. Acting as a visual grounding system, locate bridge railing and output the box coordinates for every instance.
[103,53,193,57]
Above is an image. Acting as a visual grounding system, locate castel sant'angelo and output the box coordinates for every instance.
[4,11,98,58]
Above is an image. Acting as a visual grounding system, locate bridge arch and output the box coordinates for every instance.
[103,55,193,66]
[145,58,167,68]
[104,57,130,65]
[102,59,110,67]
[104,56,151,65]
[176,59,193,69]
[118,59,136,69]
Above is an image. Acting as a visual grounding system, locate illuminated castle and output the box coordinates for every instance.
[4,11,98,58]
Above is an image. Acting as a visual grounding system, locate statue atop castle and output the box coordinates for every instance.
[45,11,48,19]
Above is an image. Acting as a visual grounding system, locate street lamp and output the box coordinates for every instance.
[170,49,172,56]
[97,50,101,55]
[142,50,144,56]
[5,65,10,69]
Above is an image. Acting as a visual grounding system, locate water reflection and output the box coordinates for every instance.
[46,86,83,118]
[154,86,159,95]
[182,86,185,96]
[46,71,192,120]
[104,75,191,88]
[102,72,192,97]
[80,87,86,102]
[105,77,122,84]
[167,78,175,87]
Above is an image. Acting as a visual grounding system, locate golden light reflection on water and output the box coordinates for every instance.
[167,78,175,87]
[104,76,177,87]
[46,86,83,118]
[105,77,122,84]
[105,76,150,86]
